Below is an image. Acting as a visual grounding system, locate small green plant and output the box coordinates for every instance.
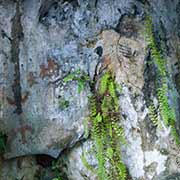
[83,118,90,139]
[88,71,127,180]
[58,97,69,110]
[63,69,90,93]
[145,17,179,144]
[149,103,159,127]
[81,151,96,173]
[51,161,63,180]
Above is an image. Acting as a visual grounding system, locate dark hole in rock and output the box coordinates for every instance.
[39,0,78,25]
[39,2,58,23]
[128,86,132,91]
[136,0,150,5]
[36,154,56,168]
[122,113,127,120]
[54,3,58,10]
[94,46,103,57]
[115,16,138,38]
[117,8,121,14]
[63,0,79,7]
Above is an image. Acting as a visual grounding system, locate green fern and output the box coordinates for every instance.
[89,96,97,117]
[171,126,180,144]
[88,71,127,180]
[116,161,127,180]
[148,104,159,127]
[108,81,116,98]
[81,151,96,173]
[99,72,110,95]
[51,160,64,180]
[112,122,126,145]
[83,118,90,139]
[145,16,179,144]
[63,74,75,82]
[58,97,69,110]
[63,69,90,93]
[95,136,107,180]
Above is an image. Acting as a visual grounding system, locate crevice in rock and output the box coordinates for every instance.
[10,0,24,115]
[142,48,158,144]
[153,19,169,56]
[115,15,140,38]
[135,0,150,6]
[38,0,78,25]
[36,154,55,168]
[38,0,59,23]
[176,1,180,38]
[143,49,157,106]
[1,29,12,42]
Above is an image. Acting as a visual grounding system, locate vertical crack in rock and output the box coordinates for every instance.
[10,0,24,115]
[38,0,58,23]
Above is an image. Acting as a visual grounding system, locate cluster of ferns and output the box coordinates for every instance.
[145,17,179,144]
[88,71,127,180]
[63,69,127,179]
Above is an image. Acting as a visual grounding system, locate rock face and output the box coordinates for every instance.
[0,0,180,180]
[0,156,39,180]
[0,0,91,159]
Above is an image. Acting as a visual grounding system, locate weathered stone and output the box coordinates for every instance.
[59,140,98,180]
[0,0,92,159]
[101,27,145,93]
[156,173,180,180]
[0,156,39,180]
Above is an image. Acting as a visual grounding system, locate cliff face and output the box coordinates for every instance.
[0,0,180,179]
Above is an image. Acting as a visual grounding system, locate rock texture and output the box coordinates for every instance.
[0,156,39,180]
[0,0,180,180]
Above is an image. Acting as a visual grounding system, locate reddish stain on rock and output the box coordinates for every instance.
[27,72,38,87]
[6,91,29,106]
[8,124,33,144]
[39,59,59,79]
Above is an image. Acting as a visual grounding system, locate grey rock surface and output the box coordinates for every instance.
[1,0,93,159]
[0,156,39,180]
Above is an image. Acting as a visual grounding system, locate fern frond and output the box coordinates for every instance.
[95,136,107,180]
[63,69,90,93]
[145,16,179,144]
[117,162,127,180]
[148,104,159,126]
[108,81,116,98]
[171,126,180,145]
[63,74,75,82]
[81,152,95,173]
[99,72,110,95]
[78,79,85,93]
[87,71,127,180]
